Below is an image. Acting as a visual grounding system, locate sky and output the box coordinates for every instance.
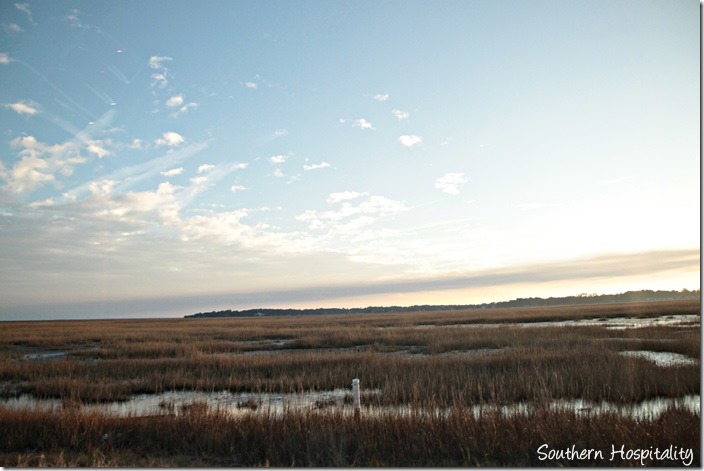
[0,0,699,320]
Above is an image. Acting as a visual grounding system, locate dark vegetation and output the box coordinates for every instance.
[186,289,700,318]
[0,406,698,466]
[0,299,699,466]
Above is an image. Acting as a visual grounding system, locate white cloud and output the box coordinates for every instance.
[166,95,184,107]
[392,109,409,120]
[274,129,288,136]
[327,191,365,204]
[151,73,168,88]
[273,168,284,178]
[155,131,185,147]
[398,134,423,147]
[303,162,330,171]
[0,52,12,65]
[373,93,389,102]
[161,167,183,177]
[177,102,198,114]
[4,23,24,33]
[87,181,182,225]
[5,100,40,116]
[353,118,374,130]
[269,155,287,164]
[165,95,198,115]
[148,55,172,70]
[297,194,407,232]
[434,173,468,195]
[230,184,247,192]
[148,56,172,88]
[190,176,208,186]
[2,136,87,194]
[28,198,54,208]
[197,164,215,173]
[232,162,248,170]
[130,139,143,149]
[245,82,258,89]
[88,179,119,197]
[1,155,54,193]
[86,140,110,158]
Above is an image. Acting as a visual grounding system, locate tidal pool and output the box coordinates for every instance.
[619,350,698,367]
[1,390,698,421]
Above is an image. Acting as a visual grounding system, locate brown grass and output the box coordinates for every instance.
[0,405,698,466]
[0,300,699,405]
[0,300,699,466]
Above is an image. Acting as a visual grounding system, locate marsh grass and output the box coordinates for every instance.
[0,404,698,466]
[0,300,699,404]
[0,300,699,466]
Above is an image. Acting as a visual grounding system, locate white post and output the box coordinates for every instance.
[352,378,360,417]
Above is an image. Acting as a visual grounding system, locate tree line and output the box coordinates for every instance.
[184,289,700,318]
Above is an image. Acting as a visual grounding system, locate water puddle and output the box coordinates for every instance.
[620,350,698,367]
[414,314,700,330]
[0,390,698,421]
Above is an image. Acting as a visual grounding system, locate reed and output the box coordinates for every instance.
[0,405,698,467]
[0,301,699,404]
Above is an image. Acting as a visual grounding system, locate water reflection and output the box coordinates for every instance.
[1,391,698,420]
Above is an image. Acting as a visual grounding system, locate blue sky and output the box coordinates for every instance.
[0,0,699,320]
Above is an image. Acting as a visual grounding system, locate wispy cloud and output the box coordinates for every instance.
[245,82,258,89]
[166,95,183,107]
[399,135,422,147]
[65,9,102,33]
[155,131,185,147]
[230,184,247,192]
[148,55,172,88]
[373,93,389,102]
[327,191,365,204]
[165,95,198,115]
[161,167,183,177]
[151,73,168,88]
[4,99,40,116]
[392,109,409,120]
[15,3,35,25]
[86,140,111,158]
[0,52,12,64]
[435,173,468,194]
[303,161,330,171]
[148,55,172,70]
[353,118,374,130]
[269,155,287,164]
[197,164,215,173]
[4,23,24,33]
[63,140,210,201]
[297,193,407,232]
[515,202,560,210]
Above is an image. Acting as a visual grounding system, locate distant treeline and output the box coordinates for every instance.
[185,289,700,318]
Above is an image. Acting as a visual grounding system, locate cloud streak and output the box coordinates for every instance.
[7,249,695,320]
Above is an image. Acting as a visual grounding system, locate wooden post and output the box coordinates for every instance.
[352,378,361,417]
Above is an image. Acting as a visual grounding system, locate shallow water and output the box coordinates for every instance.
[620,350,698,367]
[415,314,700,330]
[1,390,698,421]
